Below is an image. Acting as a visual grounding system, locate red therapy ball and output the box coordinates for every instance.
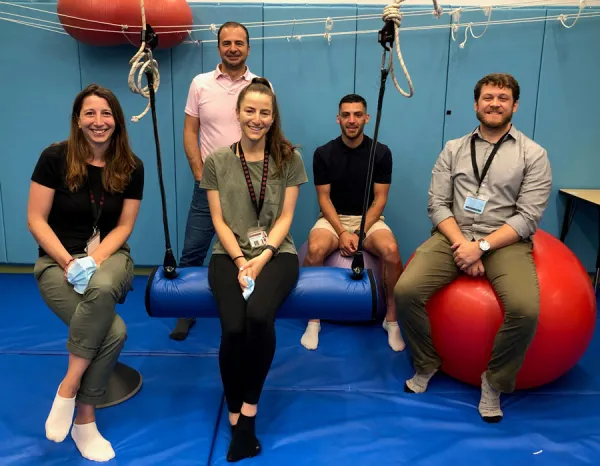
[57,0,193,49]
[408,229,596,390]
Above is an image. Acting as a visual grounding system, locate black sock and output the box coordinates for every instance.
[227,414,261,462]
[169,318,196,341]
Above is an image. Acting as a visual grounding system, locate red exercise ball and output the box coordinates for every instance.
[57,0,193,49]
[407,229,596,390]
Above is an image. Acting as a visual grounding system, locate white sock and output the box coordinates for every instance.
[71,422,115,462]
[382,319,406,352]
[300,322,320,350]
[479,372,503,422]
[45,386,76,442]
[405,369,438,394]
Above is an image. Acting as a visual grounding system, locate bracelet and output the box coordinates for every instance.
[232,255,244,262]
[64,257,75,270]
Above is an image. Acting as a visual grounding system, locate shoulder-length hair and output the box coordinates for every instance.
[66,84,136,193]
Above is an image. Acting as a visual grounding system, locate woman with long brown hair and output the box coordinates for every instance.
[201,77,307,462]
[27,84,144,462]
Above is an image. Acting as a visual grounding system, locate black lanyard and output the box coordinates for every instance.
[89,185,104,233]
[237,142,269,223]
[470,126,512,192]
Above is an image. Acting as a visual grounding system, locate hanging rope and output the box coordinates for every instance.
[128,0,160,123]
[381,0,415,98]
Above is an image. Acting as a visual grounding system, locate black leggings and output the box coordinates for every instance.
[208,253,299,413]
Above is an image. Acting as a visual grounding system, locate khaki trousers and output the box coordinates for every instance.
[34,246,134,405]
[394,232,540,393]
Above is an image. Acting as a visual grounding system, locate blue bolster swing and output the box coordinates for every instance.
[145,265,378,321]
[141,30,394,323]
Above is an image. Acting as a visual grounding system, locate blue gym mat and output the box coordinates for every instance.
[1,272,599,465]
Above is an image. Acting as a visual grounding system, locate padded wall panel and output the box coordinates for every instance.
[355,6,451,260]
[263,5,358,246]
[0,183,5,263]
[0,4,81,264]
[443,7,546,142]
[78,45,177,266]
[534,7,600,272]
[171,4,264,261]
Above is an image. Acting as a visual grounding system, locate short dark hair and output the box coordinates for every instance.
[339,94,367,111]
[217,21,249,44]
[474,73,520,102]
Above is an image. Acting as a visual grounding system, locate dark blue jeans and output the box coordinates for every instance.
[180,182,216,268]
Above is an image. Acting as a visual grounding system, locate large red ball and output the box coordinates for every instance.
[57,0,193,49]
[410,230,596,390]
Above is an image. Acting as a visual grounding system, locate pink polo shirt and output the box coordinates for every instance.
[185,64,257,161]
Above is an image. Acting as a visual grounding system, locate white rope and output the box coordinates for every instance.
[1,0,597,36]
[127,0,159,123]
[3,9,599,43]
[382,0,414,98]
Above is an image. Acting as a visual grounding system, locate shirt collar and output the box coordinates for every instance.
[472,124,517,143]
[214,63,251,82]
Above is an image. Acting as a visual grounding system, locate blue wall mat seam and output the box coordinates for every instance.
[440,23,452,149]
[0,182,6,262]
[206,394,225,466]
[77,40,82,89]
[353,5,358,93]
[170,49,179,257]
[262,4,265,76]
[532,8,547,140]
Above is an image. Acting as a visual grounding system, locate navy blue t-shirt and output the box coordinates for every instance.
[30,142,144,257]
[313,135,392,215]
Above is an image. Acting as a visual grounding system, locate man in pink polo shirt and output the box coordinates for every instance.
[170,21,258,341]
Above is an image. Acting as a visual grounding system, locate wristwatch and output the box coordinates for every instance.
[478,239,491,254]
[353,229,364,239]
[264,245,279,257]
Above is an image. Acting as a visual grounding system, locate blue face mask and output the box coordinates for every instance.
[242,276,255,301]
[66,257,98,294]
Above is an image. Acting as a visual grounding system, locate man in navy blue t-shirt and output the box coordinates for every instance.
[300,94,405,352]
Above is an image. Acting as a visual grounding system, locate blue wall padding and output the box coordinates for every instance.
[0,4,80,264]
[145,265,378,320]
[533,7,600,272]
[0,182,5,263]
[0,3,599,272]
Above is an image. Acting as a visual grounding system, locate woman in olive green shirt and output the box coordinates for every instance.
[200,77,308,462]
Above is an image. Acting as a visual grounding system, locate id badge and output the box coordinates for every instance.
[248,226,267,249]
[463,192,489,215]
[85,229,100,255]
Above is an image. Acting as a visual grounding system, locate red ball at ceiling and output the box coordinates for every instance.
[57,0,193,49]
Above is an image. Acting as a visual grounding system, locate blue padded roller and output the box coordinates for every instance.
[145,266,378,321]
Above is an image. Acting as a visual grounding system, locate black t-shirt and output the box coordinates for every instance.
[31,142,145,257]
[313,135,392,215]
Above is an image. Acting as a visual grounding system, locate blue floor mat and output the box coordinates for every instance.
[0,353,223,466]
[210,389,600,466]
[0,274,221,355]
[1,272,599,465]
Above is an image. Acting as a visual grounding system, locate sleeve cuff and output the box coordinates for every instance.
[505,215,530,239]
[430,208,454,228]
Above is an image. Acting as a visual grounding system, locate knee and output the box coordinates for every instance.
[382,242,402,267]
[221,321,245,346]
[108,318,128,348]
[504,296,540,328]
[305,241,329,265]
[86,277,119,302]
[393,273,422,310]
[246,311,275,337]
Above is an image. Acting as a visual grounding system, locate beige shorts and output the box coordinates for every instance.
[311,214,391,239]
